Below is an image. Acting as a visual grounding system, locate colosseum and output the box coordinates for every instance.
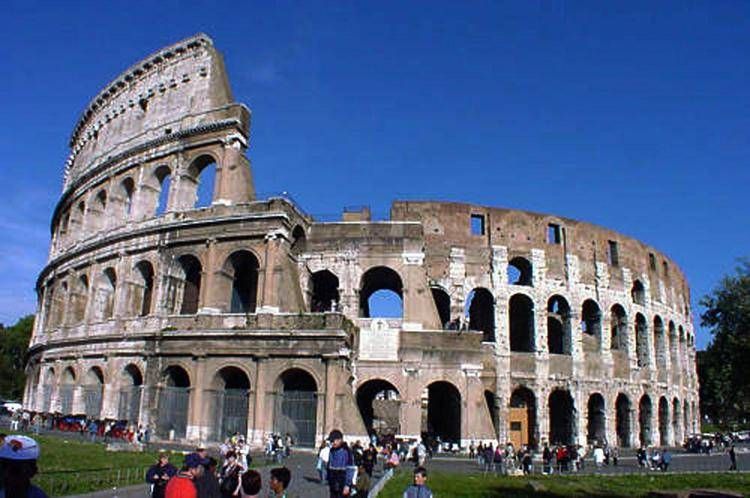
[23,34,699,450]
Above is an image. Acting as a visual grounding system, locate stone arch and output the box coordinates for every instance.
[83,366,105,418]
[635,313,649,367]
[119,177,135,219]
[310,269,340,312]
[638,394,653,447]
[131,261,155,317]
[359,266,403,318]
[678,326,686,371]
[485,390,500,437]
[157,365,191,440]
[672,397,682,444]
[59,366,77,414]
[118,364,143,422]
[615,393,632,447]
[466,287,495,342]
[211,366,251,441]
[356,379,401,438]
[88,189,108,232]
[70,200,86,240]
[187,154,218,208]
[149,164,172,216]
[430,286,451,328]
[547,295,572,355]
[631,279,646,306]
[507,256,533,286]
[47,279,68,330]
[658,396,669,445]
[41,367,56,412]
[423,380,461,443]
[70,274,89,324]
[581,299,602,352]
[94,267,117,321]
[169,254,202,315]
[668,321,678,370]
[587,392,606,445]
[653,316,667,371]
[509,386,537,448]
[548,389,576,445]
[509,293,535,352]
[274,368,319,447]
[290,225,307,256]
[224,250,260,313]
[610,304,627,351]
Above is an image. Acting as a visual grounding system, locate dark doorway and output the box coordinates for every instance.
[356,379,400,438]
[213,367,250,441]
[157,366,191,440]
[424,382,461,443]
[275,369,318,447]
[310,270,340,312]
[509,387,536,448]
[509,294,535,352]
[616,393,632,448]
[639,395,653,447]
[467,288,495,342]
[549,389,575,446]
[587,393,606,445]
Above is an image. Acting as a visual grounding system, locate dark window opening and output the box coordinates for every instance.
[134,262,154,317]
[138,98,148,112]
[635,313,649,368]
[649,253,657,271]
[547,295,571,355]
[311,270,340,312]
[228,251,259,313]
[587,393,606,445]
[663,261,669,277]
[470,214,485,236]
[466,288,495,342]
[639,395,653,447]
[507,257,533,286]
[616,393,632,447]
[631,280,646,305]
[549,390,575,445]
[509,294,535,352]
[357,379,400,438]
[547,224,562,244]
[431,287,451,328]
[178,255,202,315]
[359,266,403,318]
[424,381,461,443]
[607,240,619,267]
[610,304,627,351]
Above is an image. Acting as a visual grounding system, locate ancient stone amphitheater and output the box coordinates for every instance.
[24,34,698,449]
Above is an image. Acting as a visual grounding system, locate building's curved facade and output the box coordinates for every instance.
[24,34,699,449]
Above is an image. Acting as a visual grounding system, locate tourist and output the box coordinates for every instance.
[219,451,242,498]
[355,463,370,496]
[728,444,737,471]
[326,429,355,498]
[469,440,476,459]
[165,453,208,498]
[0,435,48,498]
[593,445,605,468]
[660,448,672,471]
[362,443,377,477]
[317,440,330,483]
[146,453,178,498]
[403,466,433,498]
[269,467,291,498]
[195,456,221,498]
[238,470,261,498]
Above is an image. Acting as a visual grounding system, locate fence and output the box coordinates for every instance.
[35,465,149,497]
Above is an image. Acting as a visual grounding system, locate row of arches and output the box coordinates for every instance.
[56,155,218,248]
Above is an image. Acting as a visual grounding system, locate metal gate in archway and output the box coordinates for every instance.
[83,386,103,418]
[59,386,74,414]
[274,391,317,447]
[118,387,142,423]
[157,386,189,440]
[212,389,249,441]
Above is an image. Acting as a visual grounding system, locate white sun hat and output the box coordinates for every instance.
[0,435,40,461]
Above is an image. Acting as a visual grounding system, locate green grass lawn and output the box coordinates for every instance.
[379,470,750,497]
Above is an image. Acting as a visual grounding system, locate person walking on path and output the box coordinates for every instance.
[0,435,48,498]
[326,429,355,497]
[402,466,433,498]
[729,444,738,471]
[165,453,208,498]
[146,453,177,498]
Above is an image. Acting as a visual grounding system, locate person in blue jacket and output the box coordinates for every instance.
[326,429,355,497]
[146,452,177,498]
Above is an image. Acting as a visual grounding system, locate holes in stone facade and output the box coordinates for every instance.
[616,393,632,447]
[639,394,653,447]
[635,313,649,368]
[607,240,619,267]
[581,299,602,351]
[509,294,535,352]
[658,396,669,445]
[653,316,667,371]
[290,225,306,256]
[549,389,575,445]
[133,261,155,317]
[610,304,627,351]
[310,270,340,312]
[189,155,217,208]
[470,214,485,236]
[357,379,400,437]
[71,275,89,324]
[507,257,533,286]
[359,266,403,318]
[547,295,571,355]
[430,287,451,328]
[226,251,259,313]
[424,381,461,443]
[95,267,117,320]
[466,287,495,342]
[174,255,202,315]
[587,393,606,445]
[631,280,646,306]
[547,223,562,244]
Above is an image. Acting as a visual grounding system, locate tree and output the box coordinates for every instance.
[0,315,34,400]
[699,259,750,426]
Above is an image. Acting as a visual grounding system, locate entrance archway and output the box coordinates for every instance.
[509,387,536,448]
[118,364,143,423]
[658,396,669,445]
[356,379,400,438]
[549,389,575,445]
[547,295,572,355]
[157,366,191,440]
[59,367,76,414]
[509,294,535,352]
[83,367,104,418]
[672,398,682,445]
[431,287,451,328]
[616,393,632,447]
[639,394,653,447]
[587,393,606,445]
[274,369,318,447]
[212,367,250,441]
[423,381,461,443]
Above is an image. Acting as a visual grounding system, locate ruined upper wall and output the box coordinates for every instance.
[63,34,236,190]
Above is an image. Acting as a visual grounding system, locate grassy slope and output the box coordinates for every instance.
[379,470,750,498]
[35,435,162,472]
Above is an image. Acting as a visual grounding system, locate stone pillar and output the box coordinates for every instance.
[200,238,223,313]
[187,357,208,442]
[259,231,283,312]
[323,359,338,437]
[400,367,422,439]
[250,358,269,446]
[217,135,255,204]
[101,360,119,419]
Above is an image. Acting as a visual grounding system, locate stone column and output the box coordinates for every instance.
[187,356,208,442]
[323,358,338,436]
[199,238,223,313]
[251,358,269,446]
[400,367,422,439]
[217,135,255,204]
[259,231,283,312]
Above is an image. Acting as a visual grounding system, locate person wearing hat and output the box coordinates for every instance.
[0,435,48,498]
[325,430,354,498]
[165,453,208,498]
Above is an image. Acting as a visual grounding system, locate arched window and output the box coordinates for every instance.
[70,201,86,239]
[88,189,107,232]
[157,366,191,439]
[509,294,535,352]
[171,255,202,315]
[357,379,401,437]
[359,266,403,318]
[310,270,340,312]
[94,268,117,320]
[547,295,571,355]
[132,261,155,317]
[610,304,627,351]
[466,288,495,342]
[189,155,217,208]
[226,251,260,313]
[631,280,646,306]
[71,275,89,324]
[118,364,143,423]
[653,316,667,371]
[635,313,649,367]
[431,287,451,328]
[290,226,307,256]
[669,321,678,370]
[581,299,602,352]
[154,166,172,216]
[120,178,135,218]
[549,389,576,445]
[83,367,104,418]
[507,257,533,286]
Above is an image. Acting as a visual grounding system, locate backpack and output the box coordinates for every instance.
[220,469,239,497]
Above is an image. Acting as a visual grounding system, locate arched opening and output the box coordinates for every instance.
[212,367,251,441]
[172,255,202,315]
[356,379,400,438]
[616,393,632,448]
[509,387,536,448]
[95,268,117,321]
[48,281,68,330]
[669,321,678,372]
[485,390,499,437]
[274,369,318,447]
[654,316,667,371]
[118,364,143,423]
[226,251,259,313]
[549,389,575,445]
[71,275,89,324]
[83,367,104,418]
[70,201,85,239]
[89,189,107,232]
[672,398,682,445]
[610,304,627,351]
[157,365,191,440]
[154,166,172,216]
[41,368,55,413]
[507,257,533,286]
[190,156,217,208]
[509,294,535,352]
[547,295,571,355]
[58,210,71,243]
[120,178,135,218]
[423,381,461,444]
[359,266,403,318]
[310,270,340,312]
[581,299,602,352]
[431,287,451,328]
[631,280,646,306]
[132,261,154,317]
[587,393,606,445]
[684,400,691,436]
[658,396,669,445]
[290,225,307,256]
[59,367,76,414]
[639,394,653,447]
[466,288,495,342]
[678,326,686,372]
[635,313,649,367]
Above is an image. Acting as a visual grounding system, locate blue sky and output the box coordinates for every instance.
[1,1,749,349]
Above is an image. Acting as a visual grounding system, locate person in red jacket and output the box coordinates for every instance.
[165,453,208,498]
